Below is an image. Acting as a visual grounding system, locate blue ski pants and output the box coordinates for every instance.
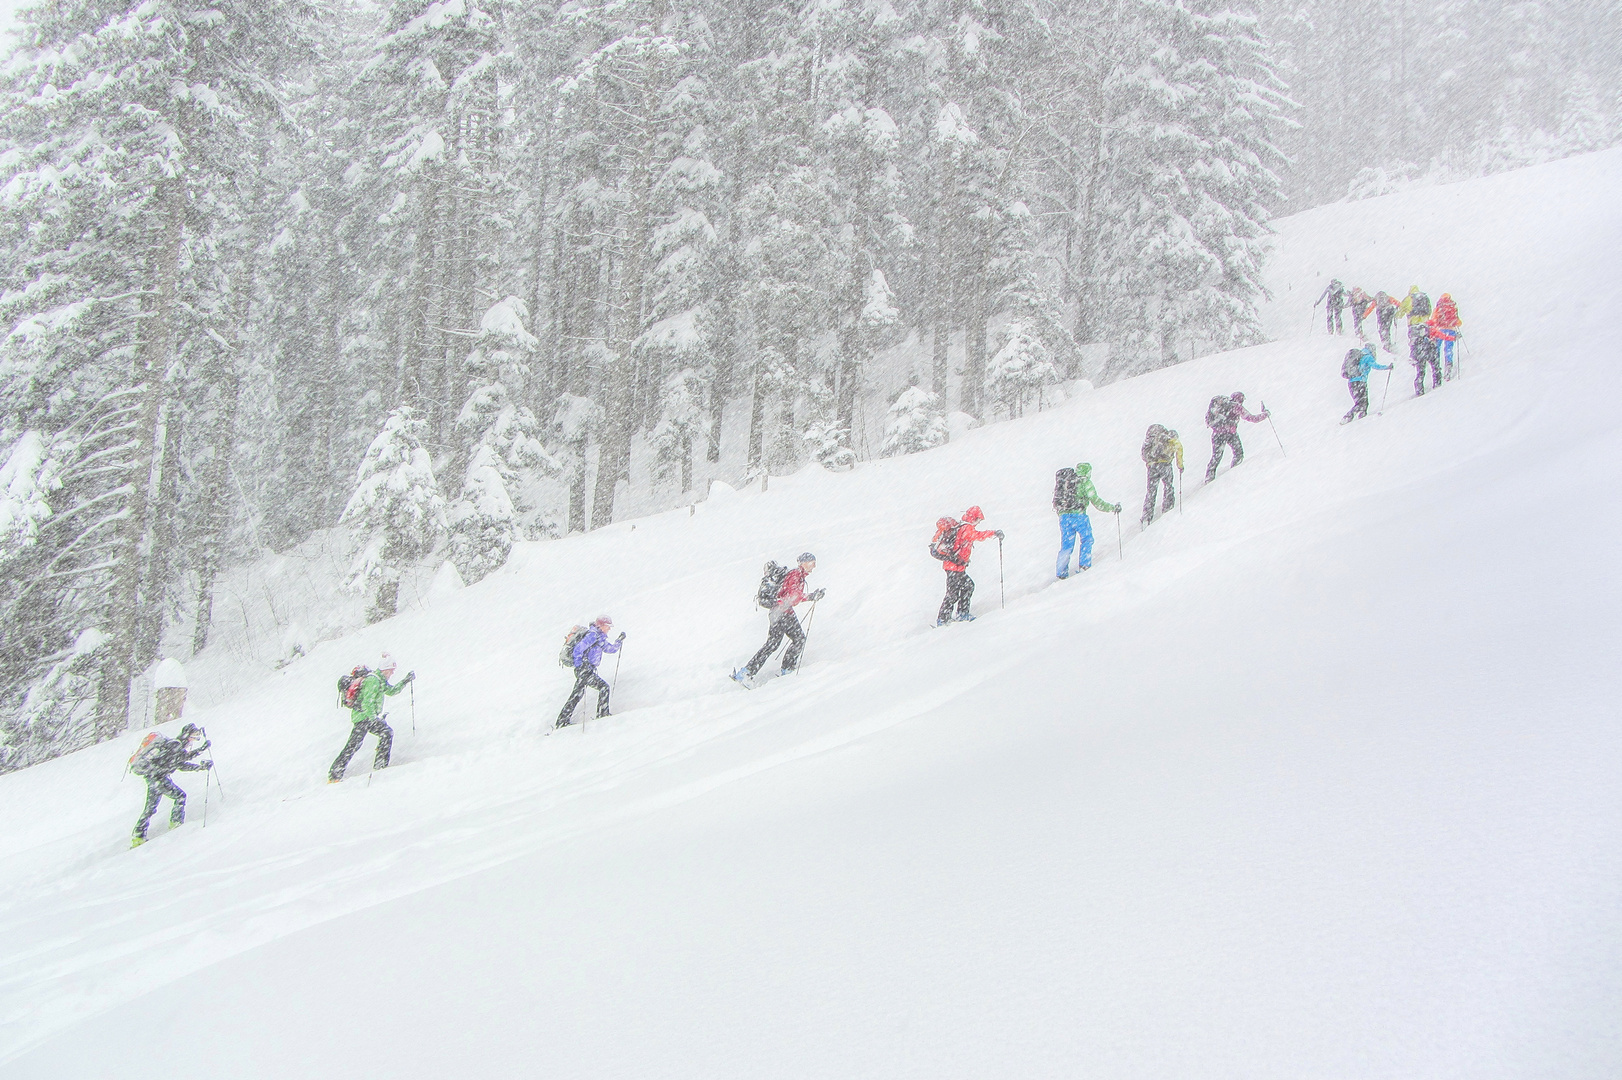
[1056,513,1094,577]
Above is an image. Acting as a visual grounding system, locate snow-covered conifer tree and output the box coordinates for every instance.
[880,385,949,457]
[340,408,448,622]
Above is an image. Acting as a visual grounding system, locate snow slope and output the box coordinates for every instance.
[2,149,1620,1079]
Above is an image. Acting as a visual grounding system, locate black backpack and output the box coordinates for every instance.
[1141,425,1169,463]
[1342,350,1364,379]
[1052,468,1078,513]
[1410,291,1431,320]
[755,562,789,608]
[559,626,588,668]
[930,518,965,561]
[337,666,369,710]
[1207,395,1235,427]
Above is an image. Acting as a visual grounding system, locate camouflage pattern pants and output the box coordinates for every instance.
[135,776,186,839]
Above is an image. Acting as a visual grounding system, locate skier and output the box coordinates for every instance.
[559,617,625,724]
[329,652,414,781]
[1138,425,1183,526]
[1203,392,1270,482]
[1373,290,1401,351]
[1347,285,1375,339]
[733,555,824,682]
[1427,293,1463,380]
[1341,344,1392,424]
[1052,467,1120,578]
[1316,279,1347,334]
[934,508,1002,622]
[129,723,211,847]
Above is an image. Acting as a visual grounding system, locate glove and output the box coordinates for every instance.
[1112,504,1122,514]
[809,588,825,602]
[994,530,1005,540]
[201,760,213,770]
[405,671,416,683]
[617,632,626,642]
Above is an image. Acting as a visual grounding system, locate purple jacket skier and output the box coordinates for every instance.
[1204,392,1269,481]
[558,616,625,728]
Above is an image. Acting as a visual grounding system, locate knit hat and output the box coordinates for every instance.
[798,552,816,564]
[593,615,613,629]
[1231,391,1245,402]
[379,652,397,672]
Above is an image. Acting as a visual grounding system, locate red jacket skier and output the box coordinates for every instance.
[734,552,825,683]
[934,507,1002,625]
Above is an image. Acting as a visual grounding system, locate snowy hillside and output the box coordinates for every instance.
[2,150,1620,1078]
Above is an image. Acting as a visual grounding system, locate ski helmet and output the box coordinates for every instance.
[798,552,816,564]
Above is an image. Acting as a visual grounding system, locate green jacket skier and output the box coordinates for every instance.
[1055,462,1121,577]
[330,653,414,782]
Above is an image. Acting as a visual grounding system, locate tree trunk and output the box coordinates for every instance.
[96,185,181,742]
[962,271,989,418]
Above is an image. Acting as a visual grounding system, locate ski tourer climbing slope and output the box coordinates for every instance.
[559,617,624,724]
[330,653,413,781]
[733,554,823,684]
[129,723,211,847]
[1341,344,1392,424]
[933,509,1001,624]
[1347,285,1375,339]
[1138,426,1183,526]
[1374,290,1401,352]
[1317,278,1347,334]
[1204,392,1269,482]
[1427,293,1463,380]
[1053,465,1121,577]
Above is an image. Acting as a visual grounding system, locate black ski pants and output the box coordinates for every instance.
[1205,432,1243,481]
[1377,308,1397,350]
[1412,331,1441,392]
[329,717,393,780]
[558,664,611,725]
[134,775,186,839]
[1142,462,1176,523]
[1344,379,1370,422]
[938,570,975,623]
[745,610,805,676]
[1326,303,1344,334]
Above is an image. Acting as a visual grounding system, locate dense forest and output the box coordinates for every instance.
[0,0,1616,768]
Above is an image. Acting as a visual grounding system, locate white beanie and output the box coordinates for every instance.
[379,652,397,671]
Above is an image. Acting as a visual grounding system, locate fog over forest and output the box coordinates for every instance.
[0,0,1616,768]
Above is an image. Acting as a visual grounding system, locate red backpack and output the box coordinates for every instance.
[929,518,963,562]
[337,666,370,710]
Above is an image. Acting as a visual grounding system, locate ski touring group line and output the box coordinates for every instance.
[1317,279,1467,423]
[118,293,1464,847]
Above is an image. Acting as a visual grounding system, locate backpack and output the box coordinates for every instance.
[1141,425,1170,463]
[128,732,169,778]
[755,562,789,609]
[1342,350,1364,380]
[929,517,964,562]
[1052,468,1078,513]
[337,665,369,710]
[559,626,588,668]
[1410,291,1431,320]
[1207,395,1235,427]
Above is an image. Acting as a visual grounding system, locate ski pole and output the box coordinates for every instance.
[1262,401,1286,456]
[409,681,416,735]
[1177,469,1184,515]
[612,645,623,694]
[202,766,210,828]
[797,600,817,673]
[199,728,224,799]
[1114,510,1123,560]
[1377,365,1393,415]
[997,538,1005,609]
